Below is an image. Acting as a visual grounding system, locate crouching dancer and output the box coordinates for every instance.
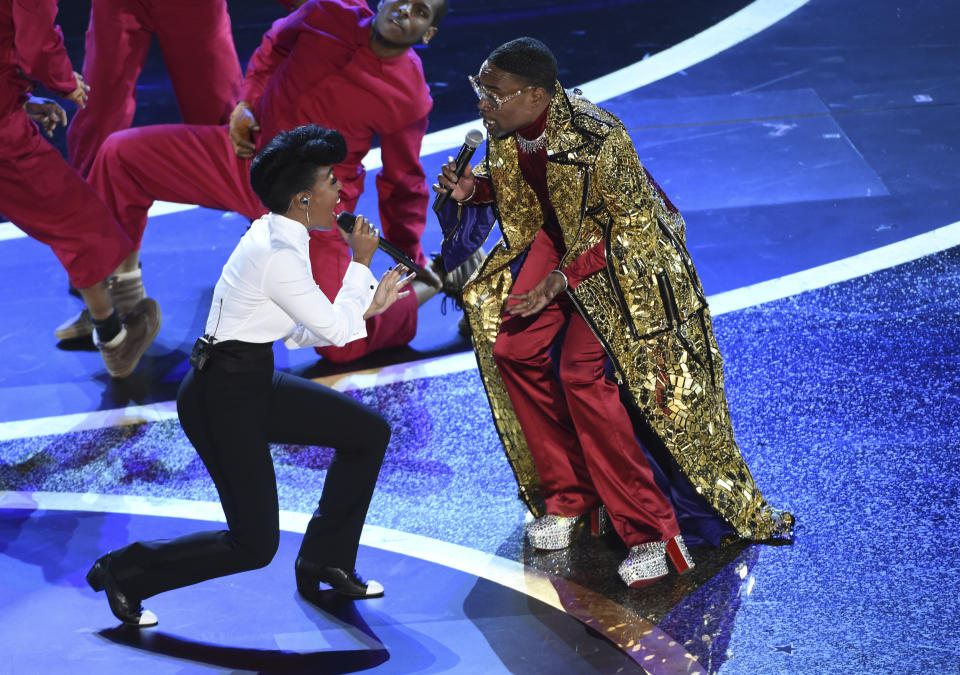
[87,125,408,626]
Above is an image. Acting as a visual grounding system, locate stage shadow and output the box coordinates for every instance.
[97,622,389,674]
[461,569,648,673]
[294,587,384,647]
[480,523,765,673]
[295,588,463,673]
[55,335,96,352]
[514,536,760,674]
[96,346,188,408]
[295,339,469,380]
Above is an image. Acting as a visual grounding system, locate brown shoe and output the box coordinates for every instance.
[413,263,443,292]
[55,308,92,341]
[55,268,146,341]
[431,248,485,301]
[97,298,162,378]
[108,268,146,315]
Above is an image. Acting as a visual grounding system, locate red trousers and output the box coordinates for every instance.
[87,123,417,362]
[0,107,132,288]
[66,0,241,178]
[492,231,680,547]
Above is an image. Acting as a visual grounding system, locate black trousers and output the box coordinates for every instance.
[107,349,390,600]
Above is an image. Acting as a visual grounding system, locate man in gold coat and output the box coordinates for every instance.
[435,38,793,587]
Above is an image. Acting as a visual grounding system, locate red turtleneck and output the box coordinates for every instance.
[467,107,605,288]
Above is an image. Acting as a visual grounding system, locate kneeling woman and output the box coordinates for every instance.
[87,125,412,627]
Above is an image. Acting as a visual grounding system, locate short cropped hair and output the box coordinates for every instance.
[249,124,347,214]
[431,0,448,26]
[487,37,558,92]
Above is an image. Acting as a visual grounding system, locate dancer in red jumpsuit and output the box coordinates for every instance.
[1,0,160,378]
[65,0,243,179]
[69,0,449,363]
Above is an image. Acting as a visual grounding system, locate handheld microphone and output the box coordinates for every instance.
[432,129,485,214]
[336,212,426,276]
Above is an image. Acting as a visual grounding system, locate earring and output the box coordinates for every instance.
[301,197,310,225]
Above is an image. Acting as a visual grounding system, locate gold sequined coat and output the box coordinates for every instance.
[456,83,793,541]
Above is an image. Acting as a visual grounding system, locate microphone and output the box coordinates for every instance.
[432,129,485,215]
[336,211,427,276]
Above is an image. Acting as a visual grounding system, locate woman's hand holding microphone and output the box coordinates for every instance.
[338,214,414,318]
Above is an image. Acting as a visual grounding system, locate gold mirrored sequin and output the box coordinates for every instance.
[458,83,793,538]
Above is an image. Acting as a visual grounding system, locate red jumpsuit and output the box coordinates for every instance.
[86,0,428,362]
[65,0,242,178]
[242,0,433,269]
[0,0,132,289]
[473,112,681,548]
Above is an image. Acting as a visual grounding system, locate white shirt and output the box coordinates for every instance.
[204,213,376,349]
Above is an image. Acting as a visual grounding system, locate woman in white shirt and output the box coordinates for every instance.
[85,125,411,627]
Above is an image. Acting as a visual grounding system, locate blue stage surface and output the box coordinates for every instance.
[0,508,648,673]
[1,1,959,672]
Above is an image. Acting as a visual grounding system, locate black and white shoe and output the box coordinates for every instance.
[86,555,158,627]
[295,557,384,599]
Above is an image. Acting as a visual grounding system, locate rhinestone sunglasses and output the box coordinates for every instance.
[468,74,534,110]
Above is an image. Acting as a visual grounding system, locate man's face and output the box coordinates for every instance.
[373,0,440,48]
[473,63,541,139]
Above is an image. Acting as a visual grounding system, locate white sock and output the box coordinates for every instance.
[111,268,142,282]
[94,325,127,349]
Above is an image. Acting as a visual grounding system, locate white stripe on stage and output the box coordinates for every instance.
[2,220,957,441]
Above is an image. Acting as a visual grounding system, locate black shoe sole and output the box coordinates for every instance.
[297,577,384,600]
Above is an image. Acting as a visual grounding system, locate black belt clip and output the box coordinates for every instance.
[189,335,214,371]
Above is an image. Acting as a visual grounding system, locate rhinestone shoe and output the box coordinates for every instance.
[526,514,588,550]
[618,541,669,587]
[526,506,606,550]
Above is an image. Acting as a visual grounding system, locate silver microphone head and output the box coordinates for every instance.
[465,129,484,149]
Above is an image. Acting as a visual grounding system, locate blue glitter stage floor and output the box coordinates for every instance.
[2,0,959,672]
[4,244,960,672]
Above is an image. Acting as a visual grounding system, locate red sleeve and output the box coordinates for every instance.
[240,4,309,110]
[463,177,603,287]
[465,176,494,204]
[375,115,429,246]
[12,0,76,95]
[562,240,606,289]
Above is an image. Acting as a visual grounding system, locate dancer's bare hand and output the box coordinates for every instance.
[229,102,259,158]
[24,96,67,137]
[364,265,414,319]
[65,72,89,108]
